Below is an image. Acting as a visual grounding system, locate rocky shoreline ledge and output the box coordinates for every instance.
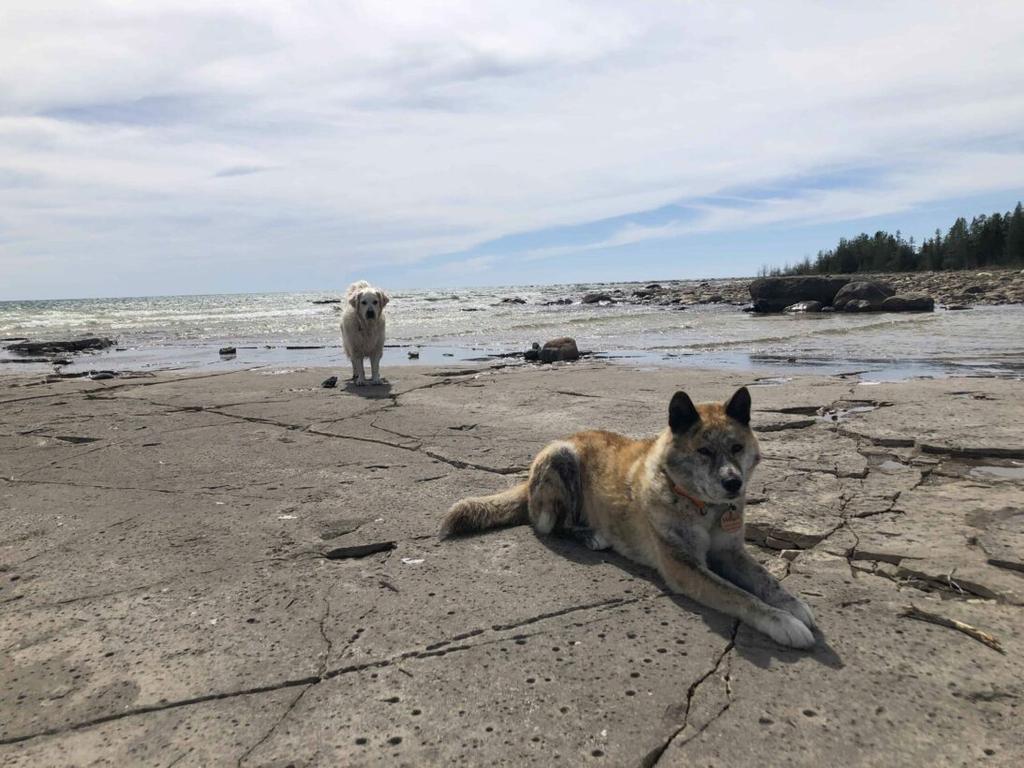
[503,267,1024,309]
[1,362,1021,765]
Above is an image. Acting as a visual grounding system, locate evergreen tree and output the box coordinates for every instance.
[1006,203,1024,265]
[776,202,1023,274]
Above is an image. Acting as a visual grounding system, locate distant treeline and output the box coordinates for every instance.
[763,202,1024,276]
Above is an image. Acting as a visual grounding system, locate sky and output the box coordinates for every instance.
[1,1,1024,300]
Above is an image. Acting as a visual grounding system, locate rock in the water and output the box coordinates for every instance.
[539,337,579,363]
[881,294,935,312]
[543,298,573,305]
[500,297,526,304]
[219,346,237,356]
[310,298,342,304]
[581,292,615,304]
[408,350,420,359]
[784,300,823,313]
[833,280,895,311]
[6,337,114,355]
[524,342,541,361]
[89,371,116,380]
[748,276,849,312]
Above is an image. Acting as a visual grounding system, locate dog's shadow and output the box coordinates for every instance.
[341,379,394,399]
[537,533,844,670]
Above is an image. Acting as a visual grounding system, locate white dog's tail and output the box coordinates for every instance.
[439,483,529,538]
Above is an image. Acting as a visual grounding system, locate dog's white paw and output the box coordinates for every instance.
[784,596,817,631]
[757,609,816,649]
[371,376,386,385]
[353,379,368,387]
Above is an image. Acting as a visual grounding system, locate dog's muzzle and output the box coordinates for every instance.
[365,310,376,319]
[721,477,742,496]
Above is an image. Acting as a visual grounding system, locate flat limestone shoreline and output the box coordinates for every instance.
[1,361,1022,766]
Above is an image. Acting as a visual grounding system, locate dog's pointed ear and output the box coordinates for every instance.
[725,386,751,426]
[348,291,361,308]
[669,391,701,435]
[378,290,389,308]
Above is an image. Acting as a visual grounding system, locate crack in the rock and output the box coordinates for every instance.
[757,419,818,433]
[639,621,739,768]
[0,592,642,746]
[0,675,323,747]
[137,398,527,476]
[235,685,311,768]
[490,596,641,631]
[2,476,271,501]
[0,368,267,407]
[235,587,341,766]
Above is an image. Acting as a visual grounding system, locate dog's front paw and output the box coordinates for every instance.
[757,609,816,649]
[353,379,368,387]
[371,376,386,385]
[782,596,816,631]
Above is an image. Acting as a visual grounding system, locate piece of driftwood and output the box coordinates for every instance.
[899,605,1005,654]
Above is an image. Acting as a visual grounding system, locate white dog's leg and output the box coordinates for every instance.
[353,357,367,385]
[370,352,384,385]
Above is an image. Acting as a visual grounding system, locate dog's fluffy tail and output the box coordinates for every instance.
[439,483,529,539]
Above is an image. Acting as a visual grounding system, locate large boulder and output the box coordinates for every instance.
[581,292,615,304]
[881,294,935,312]
[833,281,895,311]
[539,337,580,363]
[6,337,114,355]
[747,276,849,312]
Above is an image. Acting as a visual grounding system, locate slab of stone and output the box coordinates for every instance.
[660,551,1024,767]
[2,363,1022,766]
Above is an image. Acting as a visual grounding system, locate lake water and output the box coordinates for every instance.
[2,282,1023,380]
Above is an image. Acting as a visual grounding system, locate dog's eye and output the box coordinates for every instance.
[731,444,743,454]
[698,447,713,458]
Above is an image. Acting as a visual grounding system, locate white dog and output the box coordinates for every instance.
[341,280,389,385]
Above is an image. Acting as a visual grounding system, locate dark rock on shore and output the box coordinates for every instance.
[311,299,342,304]
[524,342,541,361]
[543,298,573,305]
[6,337,114,355]
[539,337,580,363]
[833,281,895,311]
[219,346,237,356]
[581,292,615,304]
[882,294,935,312]
[748,276,850,312]
[500,297,527,304]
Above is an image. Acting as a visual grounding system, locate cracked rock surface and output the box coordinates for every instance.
[1,363,1022,766]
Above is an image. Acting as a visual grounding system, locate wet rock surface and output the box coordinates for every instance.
[1,364,1021,765]
[5,337,114,355]
[539,337,580,363]
[749,276,851,312]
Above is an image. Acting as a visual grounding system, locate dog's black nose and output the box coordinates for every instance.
[366,310,375,319]
[722,477,742,494]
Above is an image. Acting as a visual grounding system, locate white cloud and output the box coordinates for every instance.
[1,1,1023,296]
